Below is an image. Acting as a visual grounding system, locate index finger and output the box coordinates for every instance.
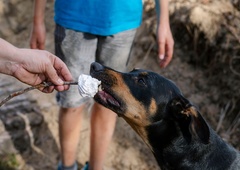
[160,44,173,68]
[158,41,166,60]
[53,57,73,82]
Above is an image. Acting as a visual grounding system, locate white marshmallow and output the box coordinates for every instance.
[78,74,101,98]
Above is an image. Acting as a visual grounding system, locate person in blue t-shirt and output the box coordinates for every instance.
[30,0,174,170]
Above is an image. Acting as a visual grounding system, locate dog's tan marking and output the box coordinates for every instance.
[109,71,151,126]
[125,119,154,152]
[149,98,157,116]
[140,72,148,76]
[108,71,153,151]
[181,106,198,117]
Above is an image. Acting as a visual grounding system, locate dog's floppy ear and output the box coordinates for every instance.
[168,95,210,144]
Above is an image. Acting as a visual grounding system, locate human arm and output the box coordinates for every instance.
[155,0,174,68]
[30,0,47,50]
[0,38,73,92]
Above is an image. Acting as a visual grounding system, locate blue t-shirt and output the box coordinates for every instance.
[54,0,143,36]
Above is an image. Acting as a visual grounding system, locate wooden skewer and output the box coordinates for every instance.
[0,81,78,107]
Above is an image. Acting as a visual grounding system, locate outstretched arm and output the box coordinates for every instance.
[0,38,72,93]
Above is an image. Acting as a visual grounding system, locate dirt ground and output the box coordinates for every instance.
[0,0,239,170]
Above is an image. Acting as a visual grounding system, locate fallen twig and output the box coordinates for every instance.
[16,111,44,155]
[0,81,78,107]
[216,101,230,132]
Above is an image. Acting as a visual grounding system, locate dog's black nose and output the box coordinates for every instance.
[90,62,104,72]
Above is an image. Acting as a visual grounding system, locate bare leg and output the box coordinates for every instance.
[89,102,117,170]
[59,105,85,166]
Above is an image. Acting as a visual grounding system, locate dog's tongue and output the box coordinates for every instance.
[98,91,120,107]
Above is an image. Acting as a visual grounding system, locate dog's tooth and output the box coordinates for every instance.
[98,84,103,91]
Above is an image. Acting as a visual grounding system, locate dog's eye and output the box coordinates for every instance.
[138,78,146,86]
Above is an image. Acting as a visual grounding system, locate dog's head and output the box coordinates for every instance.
[90,62,210,148]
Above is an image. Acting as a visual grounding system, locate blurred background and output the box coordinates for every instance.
[0,0,239,169]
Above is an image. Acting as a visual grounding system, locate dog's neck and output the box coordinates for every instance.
[124,118,154,152]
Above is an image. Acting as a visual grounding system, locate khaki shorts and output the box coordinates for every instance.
[54,24,136,108]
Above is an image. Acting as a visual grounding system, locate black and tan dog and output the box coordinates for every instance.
[90,62,240,170]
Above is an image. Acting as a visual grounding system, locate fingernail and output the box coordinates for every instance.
[159,55,164,60]
[57,78,64,85]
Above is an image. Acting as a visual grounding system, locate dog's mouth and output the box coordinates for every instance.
[94,83,124,115]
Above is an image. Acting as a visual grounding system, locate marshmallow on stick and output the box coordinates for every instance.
[78,74,101,97]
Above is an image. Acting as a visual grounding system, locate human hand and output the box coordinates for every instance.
[157,22,174,68]
[10,48,72,93]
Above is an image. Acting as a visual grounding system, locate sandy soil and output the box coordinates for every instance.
[0,1,239,170]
